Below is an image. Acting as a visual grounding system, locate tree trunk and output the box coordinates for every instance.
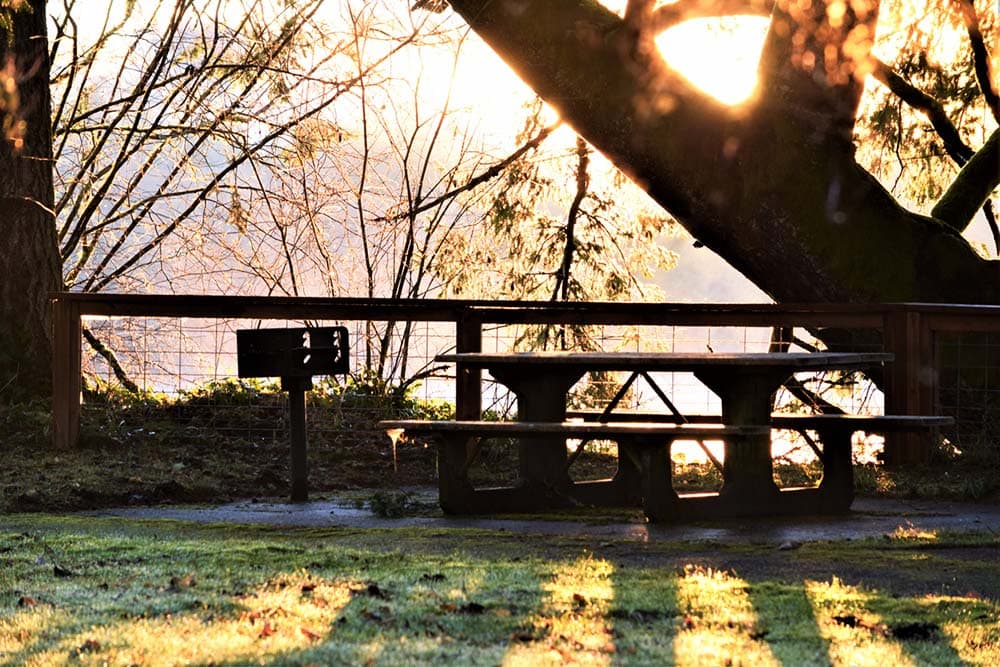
[1,0,62,402]
[446,0,1000,307]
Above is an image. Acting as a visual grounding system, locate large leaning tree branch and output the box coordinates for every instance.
[932,129,1000,229]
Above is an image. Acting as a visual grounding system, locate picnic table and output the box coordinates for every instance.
[381,351,952,520]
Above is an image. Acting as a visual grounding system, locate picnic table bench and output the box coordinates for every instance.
[380,350,953,521]
[379,419,769,515]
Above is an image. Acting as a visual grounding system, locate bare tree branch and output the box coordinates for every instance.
[374,120,558,224]
[82,327,139,392]
[553,137,589,302]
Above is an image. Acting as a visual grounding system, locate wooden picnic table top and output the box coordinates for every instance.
[436,351,894,372]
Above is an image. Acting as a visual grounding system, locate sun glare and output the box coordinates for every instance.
[597,1,768,106]
[656,17,769,106]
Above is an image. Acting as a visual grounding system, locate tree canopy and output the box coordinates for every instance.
[440,0,999,305]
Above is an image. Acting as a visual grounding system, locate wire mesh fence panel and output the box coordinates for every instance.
[935,330,1000,463]
[80,316,455,453]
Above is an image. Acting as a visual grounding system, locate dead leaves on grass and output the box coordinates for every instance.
[168,573,197,591]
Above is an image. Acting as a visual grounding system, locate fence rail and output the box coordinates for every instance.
[50,293,1000,464]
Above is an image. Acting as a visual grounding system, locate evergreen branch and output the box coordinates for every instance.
[871,58,975,166]
[955,0,1000,123]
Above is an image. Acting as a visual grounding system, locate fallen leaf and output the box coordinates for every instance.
[459,602,485,614]
[169,574,197,591]
[361,609,383,623]
[300,627,323,641]
[420,573,446,582]
[76,639,101,654]
[833,614,888,636]
[366,583,389,599]
[17,596,37,607]
[682,615,696,630]
[53,564,74,578]
[301,583,316,593]
[258,622,276,638]
[572,593,587,608]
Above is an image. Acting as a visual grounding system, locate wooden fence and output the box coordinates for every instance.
[49,293,1000,464]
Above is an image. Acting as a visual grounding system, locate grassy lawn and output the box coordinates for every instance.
[3,393,999,664]
[2,516,998,666]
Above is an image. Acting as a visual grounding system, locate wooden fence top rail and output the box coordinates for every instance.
[48,293,1000,329]
[52,293,1000,326]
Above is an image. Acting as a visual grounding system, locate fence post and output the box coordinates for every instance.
[455,312,482,420]
[51,296,82,450]
[883,307,934,464]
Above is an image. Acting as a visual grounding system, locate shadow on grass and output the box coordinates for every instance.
[2,518,998,665]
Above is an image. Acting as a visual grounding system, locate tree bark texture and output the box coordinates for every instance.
[0,0,62,401]
[446,0,1000,306]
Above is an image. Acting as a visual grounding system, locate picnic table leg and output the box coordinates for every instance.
[695,369,782,508]
[817,426,855,512]
[613,440,645,504]
[438,433,476,514]
[488,366,584,500]
[637,437,678,522]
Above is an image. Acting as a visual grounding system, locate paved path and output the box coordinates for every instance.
[86,493,1000,545]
